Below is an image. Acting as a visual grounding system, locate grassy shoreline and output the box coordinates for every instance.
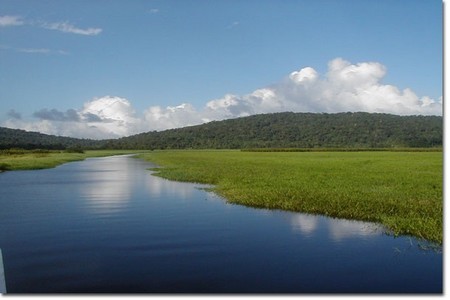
[0,149,149,171]
[138,150,442,244]
[1,149,442,244]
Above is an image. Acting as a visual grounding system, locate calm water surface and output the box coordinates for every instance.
[0,155,442,293]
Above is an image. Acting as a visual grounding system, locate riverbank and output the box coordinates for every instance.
[138,150,443,244]
[0,149,150,171]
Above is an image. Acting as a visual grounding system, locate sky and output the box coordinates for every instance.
[0,0,443,139]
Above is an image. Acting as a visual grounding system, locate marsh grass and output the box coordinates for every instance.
[0,149,149,171]
[138,150,443,244]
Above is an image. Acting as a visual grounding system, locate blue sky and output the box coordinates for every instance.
[0,0,443,138]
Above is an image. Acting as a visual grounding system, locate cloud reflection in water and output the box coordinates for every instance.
[290,213,383,242]
[143,171,210,201]
[80,156,134,215]
[79,155,384,243]
[79,156,212,215]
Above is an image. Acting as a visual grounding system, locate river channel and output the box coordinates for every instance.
[0,155,442,293]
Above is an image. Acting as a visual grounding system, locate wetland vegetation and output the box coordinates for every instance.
[1,148,442,244]
[1,147,442,245]
[0,149,149,171]
[138,150,443,244]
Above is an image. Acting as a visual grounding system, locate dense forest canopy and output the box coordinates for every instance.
[0,127,104,150]
[106,112,442,149]
[1,112,442,150]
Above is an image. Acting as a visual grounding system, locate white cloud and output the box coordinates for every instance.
[81,96,135,122]
[0,15,101,36]
[2,58,442,138]
[203,57,441,117]
[0,15,24,27]
[1,43,67,55]
[139,58,441,132]
[4,96,140,139]
[289,67,318,83]
[143,103,202,131]
[77,96,141,137]
[40,21,102,36]
[18,47,69,55]
[0,45,69,55]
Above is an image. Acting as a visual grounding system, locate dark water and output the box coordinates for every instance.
[0,155,442,293]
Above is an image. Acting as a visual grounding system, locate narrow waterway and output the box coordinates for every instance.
[0,155,442,293]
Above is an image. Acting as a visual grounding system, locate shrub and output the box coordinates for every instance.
[0,163,10,171]
[64,146,85,153]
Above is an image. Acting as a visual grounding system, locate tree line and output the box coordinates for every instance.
[0,127,104,150]
[1,112,443,150]
[106,112,442,149]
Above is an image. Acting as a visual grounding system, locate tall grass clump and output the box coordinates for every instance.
[139,150,442,244]
[0,163,10,171]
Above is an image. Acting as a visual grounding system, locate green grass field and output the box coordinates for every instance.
[138,150,443,244]
[0,149,149,171]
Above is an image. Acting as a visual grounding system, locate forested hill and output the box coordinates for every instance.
[0,127,103,150]
[105,112,442,149]
[0,112,442,150]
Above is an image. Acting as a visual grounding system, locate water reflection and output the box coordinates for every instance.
[144,171,210,201]
[80,156,134,214]
[290,213,318,236]
[79,155,210,215]
[290,213,382,241]
[328,218,382,242]
[0,155,442,293]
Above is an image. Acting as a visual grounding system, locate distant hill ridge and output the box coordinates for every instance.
[108,112,442,149]
[0,112,443,150]
[0,127,103,150]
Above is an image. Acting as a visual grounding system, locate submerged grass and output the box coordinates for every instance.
[138,150,443,244]
[0,149,149,171]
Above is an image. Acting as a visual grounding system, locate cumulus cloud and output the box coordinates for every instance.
[143,103,202,131]
[2,58,442,138]
[3,96,139,139]
[205,57,441,117]
[78,96,141,136]
[0,15,24,27]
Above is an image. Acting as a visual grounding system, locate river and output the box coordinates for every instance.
[0,155,442,293]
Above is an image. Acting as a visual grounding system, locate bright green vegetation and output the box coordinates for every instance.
[0,149,149,171]
[138,150,443,244]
